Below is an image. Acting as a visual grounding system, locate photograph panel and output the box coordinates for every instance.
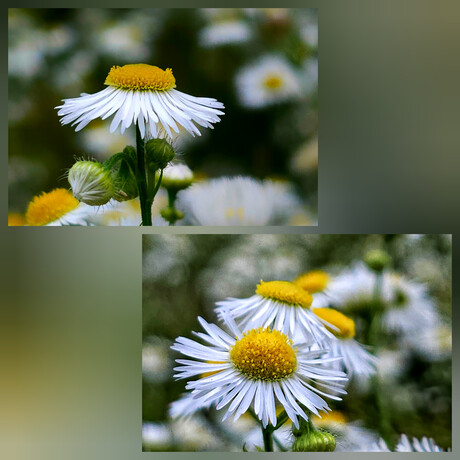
[142,234,452,452]
[8,8,318,226]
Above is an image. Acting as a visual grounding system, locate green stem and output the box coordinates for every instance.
[262,426,274,452]
[135,123,152,226]
[370,271,393,446]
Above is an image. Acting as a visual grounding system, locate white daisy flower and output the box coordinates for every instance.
[396,434,444,452]
[175,176,303,226]
[381,273,440,335]
[215,280,335,345]
[168,392,214,421]
[172,317,347,428]
[235,55,303,108]
[25,188,97,226]
[56,63,225,139]
[367,438,391,452]
[142,422,173,449]
[199,20,252,48]
[313,308,377,378]
[321,263,393,311]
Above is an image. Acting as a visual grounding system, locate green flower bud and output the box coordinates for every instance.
[145,138,175,170]
[292,430,336,452]
[160,163,193,192]
[160,206,184,224]
[104,147,139,202]
[364,249,391,273]
[68,160,114,206]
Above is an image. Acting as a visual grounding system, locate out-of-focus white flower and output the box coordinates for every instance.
[142,340,172,383]
[399,323,451,362]
[375,349,409,382]
[381,274,440,335]
[235,55,303,108]
[176,176,305,226]
[199,20,252,48]
[396,434,444,452]
[142,422,173,449]
[301,23,318,48]
[171,416,221,450]
[301,57,318,94]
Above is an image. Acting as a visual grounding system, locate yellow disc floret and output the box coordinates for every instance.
[256,280,313,308]
[263,74,283,90]
[313,308,355,339]
[105,64,176,91]
[25,188,79,226]
[294,270,330,294]
[230,327,297,381]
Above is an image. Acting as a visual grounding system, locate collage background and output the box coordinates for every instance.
[2,0,459,458]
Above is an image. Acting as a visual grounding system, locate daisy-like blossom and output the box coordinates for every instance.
[25,188,97,226]
[381,273,440,335]
[56,63,224,139]
[172,316,347,428]
[175,176,303,226]
[395,434,444,452]
[313,308,376,378]
[142,422,173,449]
[320,263,393,311]
[215,280,335,346]
[199,20,252,48]
[235,55,303,108]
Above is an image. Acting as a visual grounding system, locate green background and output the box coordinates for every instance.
[2,0,459,459]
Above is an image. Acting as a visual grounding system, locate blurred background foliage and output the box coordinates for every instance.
[9,8,318,216]
[142,234,451,451]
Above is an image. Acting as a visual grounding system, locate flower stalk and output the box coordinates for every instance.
[135,123,152,226]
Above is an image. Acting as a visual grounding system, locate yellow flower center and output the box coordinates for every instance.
[293,270,329,294]
[256,280,313,308]
[313,308,355,339]
[230,328,297,381]
[312,411,347,427]
[25,188,79,226]
[263,74,283,90]
[8,213,25,226]
[105,64,176,91]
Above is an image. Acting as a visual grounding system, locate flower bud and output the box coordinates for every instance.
[160,163,194,192]
[145,138,176,170]
[364,249,391,273]
[68,160,114,205]
[160,206,184,224]
[292,429,336,452]
[108,147,139,202]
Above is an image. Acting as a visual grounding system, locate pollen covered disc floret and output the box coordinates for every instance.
[256,280,313,308]
[25,188,94,226]
[294,270,330,294]
[56,63,224,139]
[230,327,297,381]
[171,317,348,428]
[215,280,334,345]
